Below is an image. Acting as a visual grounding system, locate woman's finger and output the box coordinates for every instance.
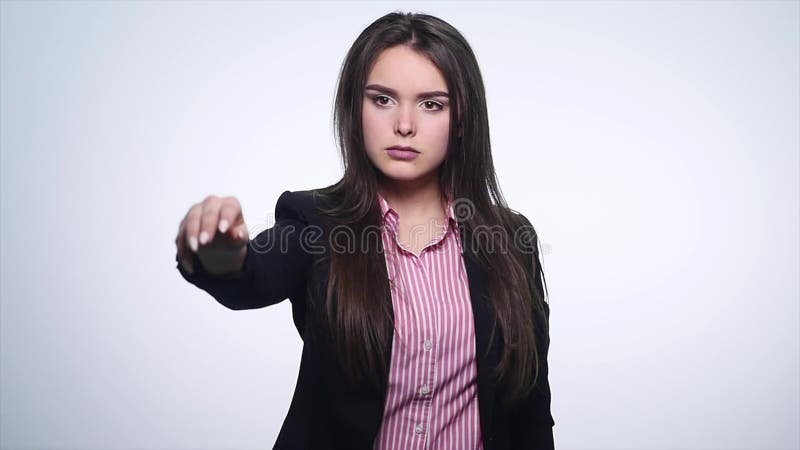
[197,195,224,247]
[218,196,242,238]
[184,203,203,253]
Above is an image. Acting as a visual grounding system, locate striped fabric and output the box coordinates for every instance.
[373,191,484,450]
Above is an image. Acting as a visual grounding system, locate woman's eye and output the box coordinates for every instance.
[422,100,444,111]
[373,95,392,106]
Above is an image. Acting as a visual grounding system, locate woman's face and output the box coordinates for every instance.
[362,45,451,185]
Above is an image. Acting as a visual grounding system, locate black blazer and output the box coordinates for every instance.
[176,189,555,450]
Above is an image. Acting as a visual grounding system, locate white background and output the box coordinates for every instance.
[1,1,798,449]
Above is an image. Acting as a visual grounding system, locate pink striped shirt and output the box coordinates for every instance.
[373,192,484,450]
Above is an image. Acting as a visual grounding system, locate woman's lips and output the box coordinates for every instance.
[386,148,420,160]
[387,145,419,153]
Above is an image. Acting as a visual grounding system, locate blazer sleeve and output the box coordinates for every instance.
[509,213,555,449]
[175,190,314,310]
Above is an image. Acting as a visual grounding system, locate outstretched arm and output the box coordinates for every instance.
[175,190,313,310]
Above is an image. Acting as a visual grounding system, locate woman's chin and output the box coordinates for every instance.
[377,168,437,185]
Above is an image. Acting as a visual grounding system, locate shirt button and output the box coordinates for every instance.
[420,385,430,395]
[414,423,424,434]
[423,340,432,350]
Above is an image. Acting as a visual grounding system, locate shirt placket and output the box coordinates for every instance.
[387,223,443,449]
[413,249,440,449]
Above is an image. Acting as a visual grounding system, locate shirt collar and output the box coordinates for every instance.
[377,190,459,235]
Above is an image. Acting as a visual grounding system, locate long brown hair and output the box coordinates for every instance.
[312,11,549,406]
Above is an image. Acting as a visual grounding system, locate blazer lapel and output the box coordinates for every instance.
[459,222,500,441]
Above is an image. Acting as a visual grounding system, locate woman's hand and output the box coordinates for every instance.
[175,195,249,276]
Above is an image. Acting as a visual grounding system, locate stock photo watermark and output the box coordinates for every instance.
[246,197,552,257]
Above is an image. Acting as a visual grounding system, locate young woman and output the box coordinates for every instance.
[175,11,554,450]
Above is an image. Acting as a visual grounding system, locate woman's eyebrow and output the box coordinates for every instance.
[365,84,450,99]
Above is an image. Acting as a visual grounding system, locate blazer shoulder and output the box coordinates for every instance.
[274,188,332,226]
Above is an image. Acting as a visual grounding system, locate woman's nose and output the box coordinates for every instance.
[394,106,415,137]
